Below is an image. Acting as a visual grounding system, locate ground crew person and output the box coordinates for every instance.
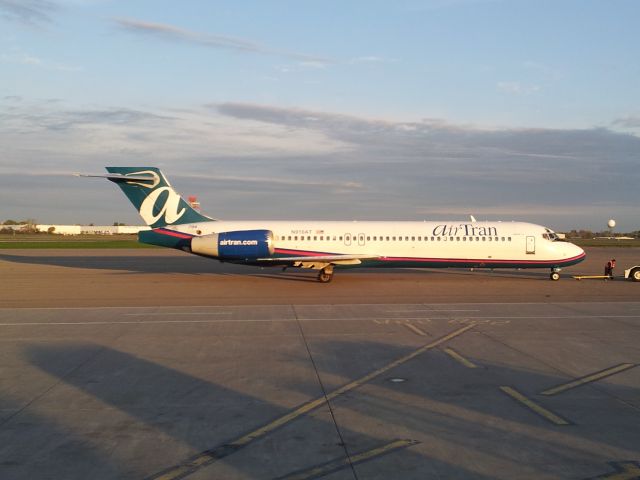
[604,258,616,278]
[610,258,616,278]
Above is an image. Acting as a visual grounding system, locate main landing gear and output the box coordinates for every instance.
[550,267,561,281]
[317,266,334,283]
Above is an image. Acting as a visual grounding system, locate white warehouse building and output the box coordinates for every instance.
[34,225,150,235]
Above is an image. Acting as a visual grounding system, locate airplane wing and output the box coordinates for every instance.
[257,254,380,266]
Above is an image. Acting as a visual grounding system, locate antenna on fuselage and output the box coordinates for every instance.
[469,215,477,222]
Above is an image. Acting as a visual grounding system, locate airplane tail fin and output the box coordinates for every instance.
[82,167,212,228]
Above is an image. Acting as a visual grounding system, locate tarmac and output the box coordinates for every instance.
[0,247,639,479]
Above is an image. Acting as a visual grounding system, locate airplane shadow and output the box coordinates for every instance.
[0,252,563,282]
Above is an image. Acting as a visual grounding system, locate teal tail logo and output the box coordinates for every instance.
[105,167,210,228]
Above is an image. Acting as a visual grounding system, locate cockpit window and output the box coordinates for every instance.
[543,228,560,241]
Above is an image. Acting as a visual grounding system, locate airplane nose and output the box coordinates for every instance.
[571,243,585,260]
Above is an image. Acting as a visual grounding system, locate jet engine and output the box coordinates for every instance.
[190,229,274,260]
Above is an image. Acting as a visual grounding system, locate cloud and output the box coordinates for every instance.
[612,115,640,129]
[0,104,172,133]
[522,60,563,80]
[0,0,58,25]
[113,17,332,63]
[416,204,639,218]
[211,102,640,223]
[349,56,394,64]
[2,99,639,228]
[177,172,363,190]
[0,51,82,71]
[497,81,541,95]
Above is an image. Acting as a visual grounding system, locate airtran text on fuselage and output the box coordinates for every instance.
[433,224,498,237]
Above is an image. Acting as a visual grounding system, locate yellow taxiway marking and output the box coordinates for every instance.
[443,347,478,368]
[592,461,640,479]
[275,439,419,480]
[541,363,637,396]
[499,386,570,426]
[147,324,475,480]
[573,275,612,280]
[402,323,428,336]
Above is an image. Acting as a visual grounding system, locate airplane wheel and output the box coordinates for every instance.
[631,268,640,282]
[550,272,560,281]
[318,271,333,283]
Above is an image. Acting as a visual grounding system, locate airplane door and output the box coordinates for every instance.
[344,233,351,246]
[526,236,535,254]
[358,233,365,246]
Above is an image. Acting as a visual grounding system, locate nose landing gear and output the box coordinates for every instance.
[550,267,561,281]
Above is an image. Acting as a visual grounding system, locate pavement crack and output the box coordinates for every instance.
[291,304,359,480]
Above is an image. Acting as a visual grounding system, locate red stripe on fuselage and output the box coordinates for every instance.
[273,248,585,266]
[381,252,586,265]
[155,228,194,239]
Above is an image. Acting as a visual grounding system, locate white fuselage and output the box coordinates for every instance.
[168,220,585,268]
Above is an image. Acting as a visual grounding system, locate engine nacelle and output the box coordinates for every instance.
[190,229,274,260]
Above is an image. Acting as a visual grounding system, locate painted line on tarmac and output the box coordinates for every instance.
[145,324,475,480]
[123,312,232,316]
[402,323,429,336]
[273,439,419,480]
[499,386,571,426]
[385,309,479,313]
[541,363,637,396]
[3,314,640,327]
[2,301,639,311]
[442,347,478,368]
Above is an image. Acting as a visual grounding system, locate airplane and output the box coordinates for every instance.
[80,167,586,283]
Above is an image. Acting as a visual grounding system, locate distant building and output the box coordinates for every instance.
[33,225,150,235]
[595,236,635,240]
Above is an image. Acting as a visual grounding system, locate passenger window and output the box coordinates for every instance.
[294,236,298,241]
[463,237,467,241]
[412,236,416,241]
[367,236,370,241]
[501,237,505,241]
[392,236,396,241]
[482,237,486,241]
[398,237,402,241]
[386,236,390,241]
[436,237,440,241]
[488,237,492,241]
[339,236,343,241]
[508,237,511,241]
[313,236,317,241]
[495,237,498,242]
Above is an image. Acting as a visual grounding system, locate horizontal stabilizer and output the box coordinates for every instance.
[75,173,156,182]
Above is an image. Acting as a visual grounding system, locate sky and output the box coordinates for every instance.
[1,0,639,231]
